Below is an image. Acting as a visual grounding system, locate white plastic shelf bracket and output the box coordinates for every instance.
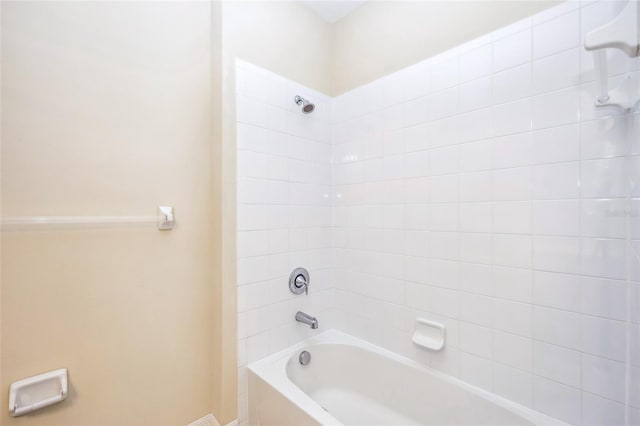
[584,0,640,109]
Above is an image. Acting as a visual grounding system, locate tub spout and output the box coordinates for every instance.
[295,311,318,329]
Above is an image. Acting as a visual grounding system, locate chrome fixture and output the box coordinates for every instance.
[294,95,315,114]
[299,350,311,366]
[289,267,310,295]
[295,311,318,329]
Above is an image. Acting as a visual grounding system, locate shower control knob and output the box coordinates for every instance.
[289,267,310,295]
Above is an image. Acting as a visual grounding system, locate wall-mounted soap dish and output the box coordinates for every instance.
[9,368,68,416]
[412,318,445,351]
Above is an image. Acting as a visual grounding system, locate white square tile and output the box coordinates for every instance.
[459,321,493,357]
[238,177,269,204]
[381,129,405,157]
[458,109,492,143]
[459,233,492,265]
[459,351,493,391]
[459,202,492,233]
[430,116,460,148]
[405,177,430,203]
[581,238,627,280]
[459,292,493,327]
[493,64,532,105]
[581,353,625,402]
[238,204,270,231]
[430,347,460,377]
[533,235,581,274]
[492,167,532,201]
[460,76,492,113]
[430,204,458,232]
[493,201,532,234]
[493,29,532,72]
[405,204,429,231]
[533,306,581,350]
[533,162,579,200]
[404,150,429,178]
[238,230,269,258]
[405,282,429,311]
[533,10,579,59]
[580,117,628,160]
[532,124,580,164]
[430,87,459,121]
[430,55,459,92]
[493,299,532,337]
[533,270,581,312]
[405,256,429,284]
[428,232,458,260]
[403,60,430,99]
[459,263,493,296]
[429,146,458,176]
[238,123,269,153]
[580,157,629,199]
[533,376,581,425]
[238,151,269,179]
[460,44,492,82]
[492,266,532,303]
[493,363,533,407]
[581,315,626,362]
[493,331,533,371]
[382,154,405,180]
[404,95,430,127]
[459,140,492,172]
[492,98,533,137]
[533,341,581,387]
[532,87,580,130]
[492,132,533,169]
[532,48,580,94]
[580,199,627,239]
[430,174,458,203]
[237,256,270,285]
[493,234,532,268]
[237,96,268,127]
[532,200,579,236]
[429,286,459,317]
[582,391,625,426]
[404,123,430,152]
[405,230,429,257]
[428,259,458,289]
[581,276,626,321]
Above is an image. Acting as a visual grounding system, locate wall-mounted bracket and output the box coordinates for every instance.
[585,0,640,109]
[158,206,175,230]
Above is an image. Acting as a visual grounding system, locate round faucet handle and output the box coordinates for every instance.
[289,267,310,295]
[295,274,308,293]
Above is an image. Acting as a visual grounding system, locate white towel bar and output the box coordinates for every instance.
[1,206,175,231]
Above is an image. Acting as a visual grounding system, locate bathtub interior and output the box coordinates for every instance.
[249,330,566,426]
[285,343,536,426]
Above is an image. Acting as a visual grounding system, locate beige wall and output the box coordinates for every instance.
[1,2,224,425]
[331,0,560,95]
[221,1,333,95]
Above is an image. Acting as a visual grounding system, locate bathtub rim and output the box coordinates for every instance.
[248,329,569,426]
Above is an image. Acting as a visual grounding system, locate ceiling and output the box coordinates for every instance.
[299,0,367,23]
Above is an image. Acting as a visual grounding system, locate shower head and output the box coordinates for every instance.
[295,95,315,114]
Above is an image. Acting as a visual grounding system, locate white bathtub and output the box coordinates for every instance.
[248,330,567,426]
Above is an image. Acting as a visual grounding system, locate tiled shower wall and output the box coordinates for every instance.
[331,1,639,426]
[237,1,640,425]
[235,60,336,424]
